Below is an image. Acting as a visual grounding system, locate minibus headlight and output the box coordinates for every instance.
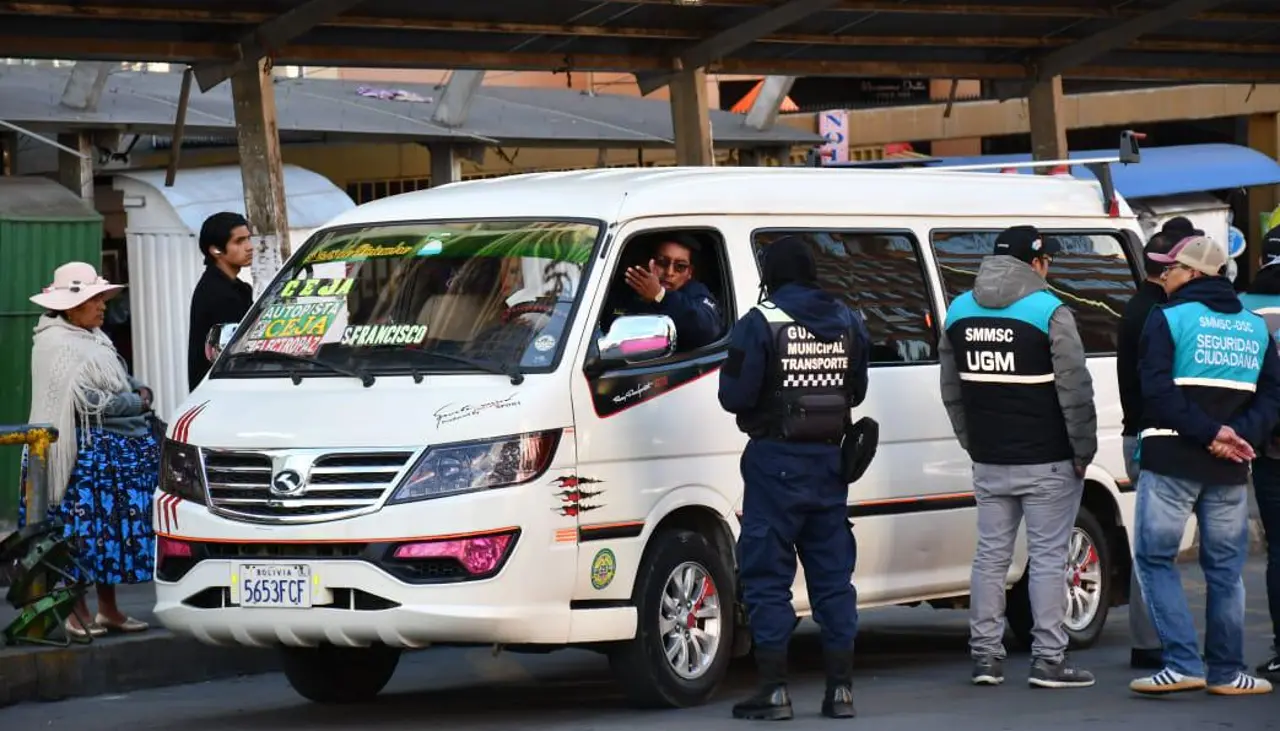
[387,430,562,504]
[159,438,207,503]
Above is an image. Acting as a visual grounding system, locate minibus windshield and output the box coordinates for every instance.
[214,219,601,381]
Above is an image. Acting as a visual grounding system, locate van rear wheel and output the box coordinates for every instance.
[608,528,735,708]
[280,644,402,704]
[1007,505,1111,650]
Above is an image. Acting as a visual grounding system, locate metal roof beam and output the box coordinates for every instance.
[192,0,366,93]
[635,0,842,95]
[431,70,485,128]
[60,61,114,112]
[744,76,796,131]
[1030,0,1235,83]
[8,34,1280,84]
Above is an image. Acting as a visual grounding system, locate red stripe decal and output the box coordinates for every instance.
[174,401,209,443]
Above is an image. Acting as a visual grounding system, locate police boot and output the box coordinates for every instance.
[820,648,856,719]
[732,649,793,721]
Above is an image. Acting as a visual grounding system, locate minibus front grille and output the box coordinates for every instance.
[202,449,416,524]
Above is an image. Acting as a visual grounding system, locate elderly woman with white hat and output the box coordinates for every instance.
[17,261,157,638]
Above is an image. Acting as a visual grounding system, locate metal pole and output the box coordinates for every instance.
[1,425,59,641]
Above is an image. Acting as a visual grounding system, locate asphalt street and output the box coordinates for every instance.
[3,558,1277,731]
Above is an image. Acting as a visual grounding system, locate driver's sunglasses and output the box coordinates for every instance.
[653,256,691,274]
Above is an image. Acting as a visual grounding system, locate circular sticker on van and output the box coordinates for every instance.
[534,334,556,352]
[590,548,617,590]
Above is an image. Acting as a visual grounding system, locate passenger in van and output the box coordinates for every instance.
[718,235,870,721]
[1238,225,1280,681]
[602,234,723,351]
[1116,218,1196,670]
[187,212,254,390]
[939,225,1098,690]
[1130,234,1280,697]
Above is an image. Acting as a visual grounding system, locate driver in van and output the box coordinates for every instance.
[718,235,871,721]
[940,225,1098,691]
[602,234,723,351]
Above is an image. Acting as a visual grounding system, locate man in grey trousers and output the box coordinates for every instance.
[940,225,1098,689]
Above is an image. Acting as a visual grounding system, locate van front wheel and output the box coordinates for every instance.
[608,528,735,708]
[1006,505,1111,650]
[280,644,402,704]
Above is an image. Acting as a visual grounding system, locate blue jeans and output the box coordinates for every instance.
[1133,470,1250,684]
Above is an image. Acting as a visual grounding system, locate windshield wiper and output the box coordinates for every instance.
[394,348,525,386]
[224,350,376,388]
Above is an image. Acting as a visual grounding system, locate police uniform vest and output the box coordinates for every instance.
[944,289,1072,465]
[1139,301,1271,485]
[737,301,854,444]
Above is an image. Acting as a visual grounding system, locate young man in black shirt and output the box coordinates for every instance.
[187,212,255,390]
[1116,218,1196,669]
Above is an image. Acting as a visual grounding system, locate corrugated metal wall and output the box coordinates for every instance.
[0,217,102,522]
[126,230,207,424]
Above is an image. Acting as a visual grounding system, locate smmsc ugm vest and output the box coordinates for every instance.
[945,289,1072,465]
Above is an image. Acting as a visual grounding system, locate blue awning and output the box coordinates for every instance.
[930,143,1280,200]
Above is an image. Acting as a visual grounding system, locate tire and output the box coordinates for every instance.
[608,528,736,708]
[280,644,402,704]
[1007,504,1112,651]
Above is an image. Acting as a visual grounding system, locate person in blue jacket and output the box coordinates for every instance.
[1130,233,1280,697]
[718,235,870,721]
[603,234,723,350]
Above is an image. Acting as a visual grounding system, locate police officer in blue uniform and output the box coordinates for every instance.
[940,225,1098,689]
[718,235,870,720]
[1129,233,1280,696]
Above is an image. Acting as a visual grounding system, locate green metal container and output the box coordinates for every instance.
[0,177,102,522]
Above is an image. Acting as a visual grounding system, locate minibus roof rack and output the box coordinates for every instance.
[917,130,1145,218]
[798,130,1144,217]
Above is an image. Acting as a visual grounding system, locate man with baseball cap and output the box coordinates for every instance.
[1130,233,1280,696]
[941,224,1098,689]
[1117,218,1201,669]
[1236,224,1280,680]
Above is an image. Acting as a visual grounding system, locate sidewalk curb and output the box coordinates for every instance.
[0,631,280,708]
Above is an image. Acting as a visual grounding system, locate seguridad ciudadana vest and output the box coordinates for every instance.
[944,289,1073,465]
[735,301,855,444]
[1139,300,1271,484]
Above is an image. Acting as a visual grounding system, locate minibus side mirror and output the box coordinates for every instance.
[205,323,239,362]
[596,314,677,366]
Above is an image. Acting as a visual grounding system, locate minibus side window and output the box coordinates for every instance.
[929,229,1138,357]
[750,229,940,368]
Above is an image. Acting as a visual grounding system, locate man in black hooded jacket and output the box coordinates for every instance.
[718,235,870,720]
[1116,217,1198,669]
[1237,225,1280,679]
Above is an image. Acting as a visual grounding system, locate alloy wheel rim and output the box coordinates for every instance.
[658,561,722,680]
[1064,527,1103,632]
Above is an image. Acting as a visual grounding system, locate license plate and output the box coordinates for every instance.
[235,564,312,609]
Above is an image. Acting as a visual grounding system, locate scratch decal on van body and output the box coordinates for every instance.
[588,350,726,418]
[551,475,604,517]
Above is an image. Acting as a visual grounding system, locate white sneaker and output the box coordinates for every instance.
[1207,673,1273,696]
[1129,667,1207,695]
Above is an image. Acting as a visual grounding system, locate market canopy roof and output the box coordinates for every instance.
[0,1,1278,87]
[0,65,820,149]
